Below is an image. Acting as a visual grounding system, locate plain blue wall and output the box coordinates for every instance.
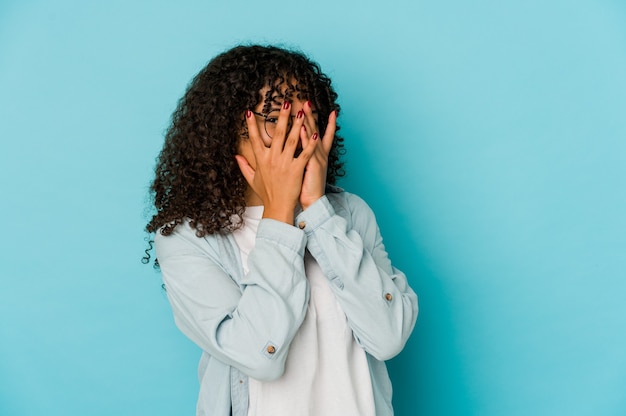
[1,1,625,415]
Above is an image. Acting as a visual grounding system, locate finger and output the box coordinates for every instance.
[299,122,310,149]
[321,110,337,153]
[270,101,292,154]
[284,110,306,156]
[245,110,267,156]
[303,100,318,138]
[234,154,255,186]
[295,128,319,165]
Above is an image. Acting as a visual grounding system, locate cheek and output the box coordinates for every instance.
[237,140,256,169]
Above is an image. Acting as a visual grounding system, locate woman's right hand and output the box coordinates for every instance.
[235,101,318,224]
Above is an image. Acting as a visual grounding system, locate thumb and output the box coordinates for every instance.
[234,155,255,186]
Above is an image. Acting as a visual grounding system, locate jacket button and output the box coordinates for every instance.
[298,221,306,229]
[385,293,393,301]
[266,345,276,354]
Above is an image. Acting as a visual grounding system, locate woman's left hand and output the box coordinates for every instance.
[299,102,337,210]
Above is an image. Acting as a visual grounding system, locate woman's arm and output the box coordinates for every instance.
[155,219,309,381]
[296,192,418,361]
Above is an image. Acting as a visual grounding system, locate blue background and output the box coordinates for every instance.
[1,1,625,415]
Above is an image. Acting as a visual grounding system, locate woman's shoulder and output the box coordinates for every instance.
[326,187,376,224]
[154,218,222,257]
[326,186,371,210]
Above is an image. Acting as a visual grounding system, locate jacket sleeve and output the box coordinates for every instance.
[295,193,418,361]
[155,219,309,381]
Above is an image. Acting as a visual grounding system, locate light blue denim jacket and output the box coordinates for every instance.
[155,189,418,416]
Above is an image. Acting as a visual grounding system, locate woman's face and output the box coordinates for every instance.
[237,84,317,170]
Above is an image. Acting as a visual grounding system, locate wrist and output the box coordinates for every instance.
[301,194,324,211]
[262,206,295,224]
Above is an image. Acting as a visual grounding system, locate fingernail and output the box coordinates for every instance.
[297,110,304,119]
[312,133,318,140]
[306,100,312,108]
[283,101,290,110]
[246,109,252,118]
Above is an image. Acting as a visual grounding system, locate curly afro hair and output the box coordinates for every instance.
[145,44,345,240]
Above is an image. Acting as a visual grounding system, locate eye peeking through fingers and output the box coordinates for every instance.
[251,105,319,140]
[251,109,295,139]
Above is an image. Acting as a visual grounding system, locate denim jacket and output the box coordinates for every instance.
[155,189,418,416]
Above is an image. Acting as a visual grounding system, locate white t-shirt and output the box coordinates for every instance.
[232,206,375,416]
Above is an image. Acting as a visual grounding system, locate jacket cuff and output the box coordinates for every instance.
[256,218,307,255]
[294,196,335,235]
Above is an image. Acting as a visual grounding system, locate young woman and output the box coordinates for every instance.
[146,45,418,416]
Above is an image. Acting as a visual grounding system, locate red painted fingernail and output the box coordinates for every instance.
[307,100,312,108]
[312,133,318,140]
[297,110,304,119]
[246,109,252,118]
[283,101,290,110]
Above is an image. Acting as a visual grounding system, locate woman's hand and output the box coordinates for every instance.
[235,102,318,224]
[299,102,337,210]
